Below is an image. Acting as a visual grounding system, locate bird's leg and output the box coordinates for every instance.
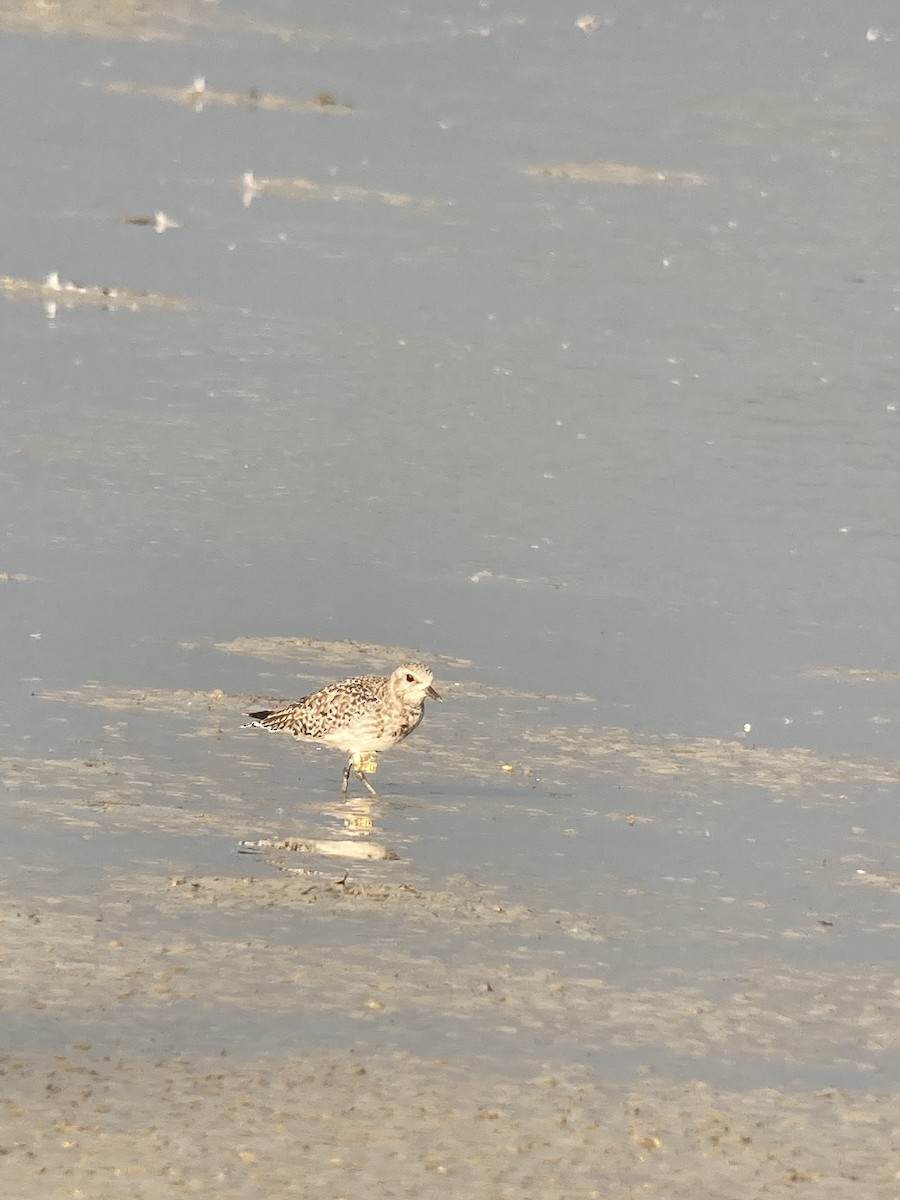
[354,760,379,797]
[346,751,379,797]
[356,766,379,797]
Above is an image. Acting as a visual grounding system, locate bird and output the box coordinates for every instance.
[244,662,442,796]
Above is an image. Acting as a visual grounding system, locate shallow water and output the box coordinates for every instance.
[3,1,900,1194]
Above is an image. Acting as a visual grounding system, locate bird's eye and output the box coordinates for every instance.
[406,673,415,683]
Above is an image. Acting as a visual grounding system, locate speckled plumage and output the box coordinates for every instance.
[245,661,441,796]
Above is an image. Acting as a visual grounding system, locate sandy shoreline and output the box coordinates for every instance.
[6,1046,900,1198]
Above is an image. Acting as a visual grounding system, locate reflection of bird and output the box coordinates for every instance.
[245,663,442,796]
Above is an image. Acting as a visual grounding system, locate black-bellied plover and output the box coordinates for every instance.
[245,662,441,796]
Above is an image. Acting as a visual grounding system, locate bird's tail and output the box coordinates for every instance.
[243,708,300,733]
[241,709,273,729]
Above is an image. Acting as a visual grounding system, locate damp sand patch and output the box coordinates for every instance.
[3,877,897,1063]
[1,1,335,44]
[525,162,706,186]
[86,78,353,114]
[41,683,242,715]
[240,171,440,211]
[165,871,538,921]
[807,666,900,683]
[0,753,258,839]
[213,634,472,669]
[0,876,619,1023]
[1,273,193,314]
[516,724,900,800]
[19,866,887,1072]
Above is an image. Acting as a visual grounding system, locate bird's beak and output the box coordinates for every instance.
[427,685,442,702]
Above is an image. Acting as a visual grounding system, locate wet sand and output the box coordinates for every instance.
[5,1050,900,1197]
